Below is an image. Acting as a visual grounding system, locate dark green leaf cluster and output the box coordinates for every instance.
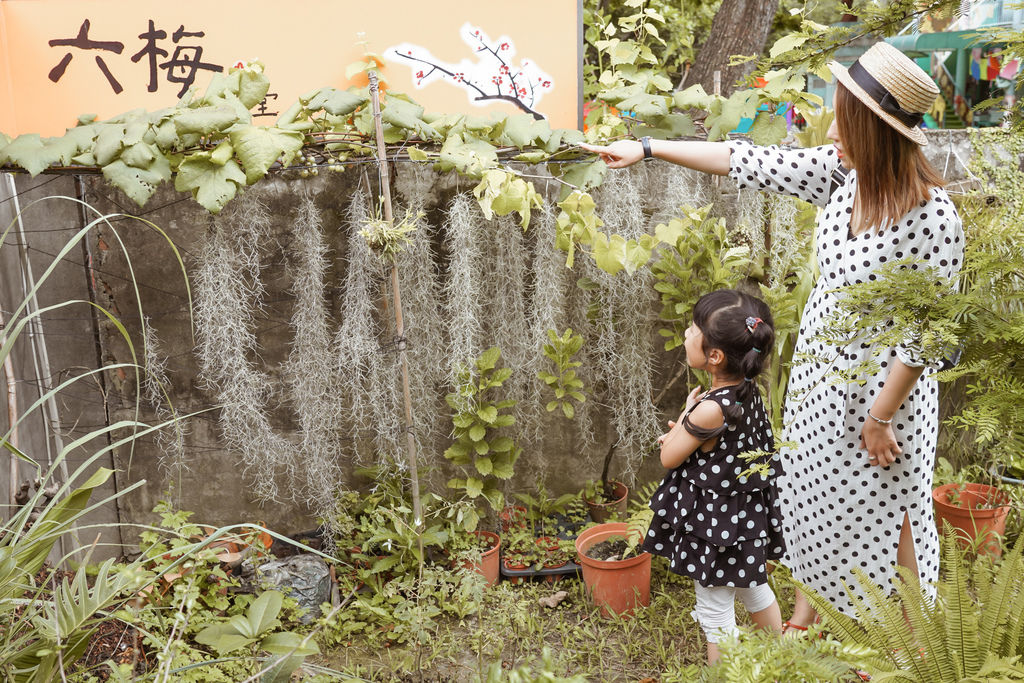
[537,328,587,419]
[444,347,520,510]
[651,205,750,351]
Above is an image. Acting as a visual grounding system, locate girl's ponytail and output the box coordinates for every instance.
[736,310,774,408]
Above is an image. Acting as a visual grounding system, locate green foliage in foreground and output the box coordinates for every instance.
[805,532,1024,682]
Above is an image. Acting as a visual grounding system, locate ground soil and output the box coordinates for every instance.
[586,537,634,561]
[78,620,148,680]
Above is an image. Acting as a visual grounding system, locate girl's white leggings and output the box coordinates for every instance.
[692,582,777,643]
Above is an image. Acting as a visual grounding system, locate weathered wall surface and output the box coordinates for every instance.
[0,128,987,554]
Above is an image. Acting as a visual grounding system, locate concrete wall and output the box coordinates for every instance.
[0,128,986,554]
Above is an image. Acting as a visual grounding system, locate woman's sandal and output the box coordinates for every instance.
[780,620,808,635]
[781,615,824,638]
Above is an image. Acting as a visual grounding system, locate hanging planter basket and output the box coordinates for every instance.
[933,482,1011,558]
[575,522,651,618]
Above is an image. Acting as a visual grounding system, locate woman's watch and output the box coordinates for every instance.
[640,136,654,160]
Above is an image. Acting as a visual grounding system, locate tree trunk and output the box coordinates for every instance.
[840,0,857,23]
[684,0,780,97]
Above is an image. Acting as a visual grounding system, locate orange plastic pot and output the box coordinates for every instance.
[466,531,501,588]
[499,506,528,532]
[575,522,651,618]
[933,483,1011,558]
[583,481,628,523]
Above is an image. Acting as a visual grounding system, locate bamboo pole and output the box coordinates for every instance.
[367,73,424,539]
[1,307,19,507]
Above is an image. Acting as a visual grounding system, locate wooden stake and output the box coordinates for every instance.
[367,72,424,541]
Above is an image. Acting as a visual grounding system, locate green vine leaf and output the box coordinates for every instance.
[45,126,97,166]
[0,134,51,176]
[381,96,440,140]
[102,156,172,206]
[472,170,542,229]
[229,125,305,184]
[438,133,498,175]
[592,233,627,275]
[553,159,607,200]
[307,88,368,116]
[498,114,552,149]
[236,66,272,110]
[748,111,788,145]
[173,105,243,136]
[174,146,246,214]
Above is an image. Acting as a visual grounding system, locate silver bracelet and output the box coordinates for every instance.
[867,411,893,425]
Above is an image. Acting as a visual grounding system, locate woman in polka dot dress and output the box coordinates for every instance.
[583,43,963,629]
[643,289,785,663]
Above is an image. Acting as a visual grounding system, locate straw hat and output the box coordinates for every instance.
[829,42,939,146]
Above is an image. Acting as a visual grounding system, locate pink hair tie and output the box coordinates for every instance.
[745,316,763,333]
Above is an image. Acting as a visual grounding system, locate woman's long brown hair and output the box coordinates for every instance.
[835,82,945,234]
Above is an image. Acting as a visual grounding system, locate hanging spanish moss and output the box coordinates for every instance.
[393,167,450,478]
[522,204,574,459]
[333,191,405,467]
[582,166,661,484]
[182,159,762,505]
[483,214,533,447]
[444,193,486,379]
[765,193,801,286]
[734,187,769,259]
[141,316,188,483]
[283,191,345,512]
[194,189,296,503]
[647,165,713,226]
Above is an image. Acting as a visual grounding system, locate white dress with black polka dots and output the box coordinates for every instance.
[643,385,786,587]
[728,141,964,614]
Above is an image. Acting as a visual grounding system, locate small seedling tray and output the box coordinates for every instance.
[499,554,582,581]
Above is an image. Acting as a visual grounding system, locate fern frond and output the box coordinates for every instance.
[977,532,1024,658]
[891,565,950,682]
[850,569,933,680]
[940,531,981,679]
[996,535,1024,657]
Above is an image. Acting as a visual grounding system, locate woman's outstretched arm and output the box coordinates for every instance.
[579,139,732,175]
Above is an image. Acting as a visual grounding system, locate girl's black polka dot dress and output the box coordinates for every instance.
[728,141,964,615]
[643,385,785,587]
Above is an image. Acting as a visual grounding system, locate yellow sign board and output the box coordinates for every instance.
[0,0,582,138]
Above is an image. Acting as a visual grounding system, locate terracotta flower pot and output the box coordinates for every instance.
[499,505,528,532]
[575,522,651,618]
[535,536,560,552]
[933,482,1011,558]
[583,481,628,523]
[502,557,529,585]
[465,531,501,588]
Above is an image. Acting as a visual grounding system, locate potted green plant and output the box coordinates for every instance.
[574,522,651,618]
[932,482,1011,558]
[514,482,579,536]
[502,528,545,584]
[581,478,629,523]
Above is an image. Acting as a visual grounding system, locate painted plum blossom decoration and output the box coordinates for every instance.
[386,23,554,120]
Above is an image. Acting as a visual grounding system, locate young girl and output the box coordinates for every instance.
[642,289,785,663]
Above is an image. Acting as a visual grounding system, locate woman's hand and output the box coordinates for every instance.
[685,386,703,412]
[579,140,644,168]
[860,419,902,467]
[656,419,678,446]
